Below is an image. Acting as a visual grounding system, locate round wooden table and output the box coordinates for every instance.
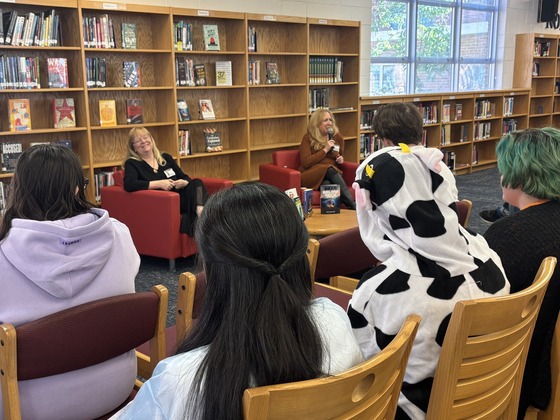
[304,209,358,237]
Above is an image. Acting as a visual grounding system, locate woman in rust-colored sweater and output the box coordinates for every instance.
[299,108,355,209]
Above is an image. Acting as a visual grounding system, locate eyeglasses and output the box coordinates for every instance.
[133,135,151,145]
[84,177,90,189]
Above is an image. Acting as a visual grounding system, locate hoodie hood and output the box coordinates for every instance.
[1,208,117,298]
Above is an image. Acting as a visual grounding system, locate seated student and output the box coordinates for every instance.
[372,102,458,200]
[483,127,560,418]
[113,182,364,419]
[123,127,207,236]
[0,144,139,419]
[299,108,356,209]
[348,142,510,419]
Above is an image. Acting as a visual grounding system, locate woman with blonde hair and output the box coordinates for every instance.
[299,108,355,209]
[123,127,207,235]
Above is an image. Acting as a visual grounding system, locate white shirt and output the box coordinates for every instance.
[113,297,364,419]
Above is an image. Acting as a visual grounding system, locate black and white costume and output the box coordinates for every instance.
[348,144,510,419]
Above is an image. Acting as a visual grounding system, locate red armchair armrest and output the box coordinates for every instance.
[340,161,359,187]
[259,163,302,192]
[199,177,234,195]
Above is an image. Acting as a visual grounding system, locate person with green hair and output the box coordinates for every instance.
[484,127,560,418]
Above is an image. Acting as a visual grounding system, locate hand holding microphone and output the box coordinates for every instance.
[326,127,336,153]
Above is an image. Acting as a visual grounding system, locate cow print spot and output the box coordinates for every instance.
[390,214,411,231]
[430,170,444,194]
[471,258,508,294]
[427,275,467,300]
[435,313,452,346]
[347,305,369,329]
[367,154,405,207]
[401,377,435,413]
[375,269,411,295]
[409,249,451,279]
[406,200,446,238]
[374,326,397,350]
[356,265,387,290]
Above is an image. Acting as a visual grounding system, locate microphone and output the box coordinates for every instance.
[327,127,335,152]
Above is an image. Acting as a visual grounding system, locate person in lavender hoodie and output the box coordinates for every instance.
[0,143,139,420]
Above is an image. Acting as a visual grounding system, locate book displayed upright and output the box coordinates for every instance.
[215,61,232,86]
[99,99,117,126]
[266,62,279,84]
[177,99,192,121]
[125,98,143,124]
[8,99,31,131]
[178,129,191,156]
[47,57,69,88]
[285,188,304,220]
[123,61,141,87]
[300,187,314,219]
[320,184,340,214]
[203,24,220,51]
[1,141,23,172]
[121,22,137,49]
[53,98,76,128]
[194,63,207,86]
[203,128,223,153]
[199,99,216,120]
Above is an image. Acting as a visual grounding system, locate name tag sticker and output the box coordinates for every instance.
[164,168,176,178]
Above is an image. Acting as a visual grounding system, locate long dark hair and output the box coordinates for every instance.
[177,182,323,419]
[0,144,92,241]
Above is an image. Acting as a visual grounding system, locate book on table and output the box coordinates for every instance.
[53,98,76,128]
[203,24,220,51]
[99,99,117,126]
[8,98,31,131]
[199,99,216,120]
[320,184,340,214]
[300,187,314,219]
[125,98,143,124]
[285,188,304,220]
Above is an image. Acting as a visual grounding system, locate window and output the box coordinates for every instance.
[370,0,499,95]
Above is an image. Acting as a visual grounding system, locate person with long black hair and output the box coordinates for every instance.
[114,182,363,419]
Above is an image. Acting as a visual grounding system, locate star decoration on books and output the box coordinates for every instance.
[57,99,75,123]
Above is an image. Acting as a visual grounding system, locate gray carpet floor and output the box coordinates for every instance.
[135,166,504,326]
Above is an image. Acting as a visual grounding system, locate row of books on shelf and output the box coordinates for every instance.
[0,56,69,90]
[441,103,464,122]
[178,127,223,156]
[6,97,76,131]
[83,16,139,50]
[309,57,343,84]
[1,8,61,47]
[86,59,141,88]
[177,98,216,121]
[94,168,117,202]
[475,100,496,119]
[175,59,233,87]
[418,102,438,124]
[534,41,552,57]
[359,133,382,159]
[99,99,145,126]
[309,87,330,111]
[248,26,257,53]
[503,97,515,117]
[248,61,280,85]
[1,139,72,173]
[174,21,193,51]
[474,121,492,140]
[441,124,469,145]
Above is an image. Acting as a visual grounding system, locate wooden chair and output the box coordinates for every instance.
[0,285,168,420]
[175,271,207,346]
[426,256,557,419]
[525,314,560,420]
[456,198,473,228]
[243,314,421,419]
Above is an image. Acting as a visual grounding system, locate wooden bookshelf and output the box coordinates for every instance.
[513,33,558,128]
[0,2,362,201]
[359,89,531,175]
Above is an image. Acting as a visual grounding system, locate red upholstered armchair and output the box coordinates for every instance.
[101,171,233,271]
[259,150,359,206]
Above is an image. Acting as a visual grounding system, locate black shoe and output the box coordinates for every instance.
[479,209,502,223]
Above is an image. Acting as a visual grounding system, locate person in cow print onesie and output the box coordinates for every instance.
[348,141,510,419]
